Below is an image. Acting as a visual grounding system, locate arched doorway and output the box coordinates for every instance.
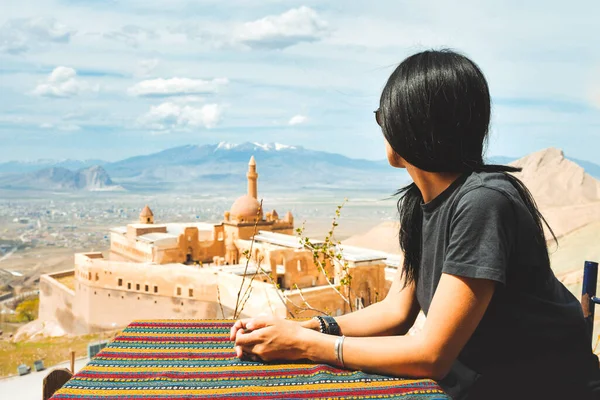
[186,247,193,264]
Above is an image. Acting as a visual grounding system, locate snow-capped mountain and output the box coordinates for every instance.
[100,142,404,191]
[0,142,403,192]
[215,142,297,152]
[2,143,598,193]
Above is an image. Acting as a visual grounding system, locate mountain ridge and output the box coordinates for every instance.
[1,143,599,192]
[1,143,599,176]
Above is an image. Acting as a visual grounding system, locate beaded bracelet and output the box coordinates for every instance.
[313,315,341,336]
[313,316,327,334]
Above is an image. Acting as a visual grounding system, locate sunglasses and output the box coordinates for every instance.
[374,108,382,126]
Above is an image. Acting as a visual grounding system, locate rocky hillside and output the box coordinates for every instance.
[0,165,121,191]
[510,147,600,207]
[344,148,600,253]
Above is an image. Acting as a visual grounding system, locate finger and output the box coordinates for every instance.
[230,320,244,341]
[235,329,263,347]
[240,351,259,362]
[250,354,261,362]
[239,344,260,361]
[230,319,250,341]
[229,322,239,341]
[246,317,272,331]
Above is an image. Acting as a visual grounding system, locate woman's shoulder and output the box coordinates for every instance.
[456,171,519,211]
[461,171,518,196]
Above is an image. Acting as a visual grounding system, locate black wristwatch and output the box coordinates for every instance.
[322,315,341,336]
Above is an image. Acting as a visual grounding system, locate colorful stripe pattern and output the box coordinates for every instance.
[51,320,448,399]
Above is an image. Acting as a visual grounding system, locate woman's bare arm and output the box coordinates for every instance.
[302,273,495,379]
[301,270,421,337]
[236,273,495,380]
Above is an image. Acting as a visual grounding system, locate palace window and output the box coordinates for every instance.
[136,283,140,291]
[145,285,149,292]
[95,273,99,281]
[177,287,182,296]
[118,278,123,287]
[88,272,91,280]
[127,282,131,290]
[189,288,194,297]
[154,286,158,294]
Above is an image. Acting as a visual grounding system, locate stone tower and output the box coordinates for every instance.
[140,205,154,224]
[247,156,258,199]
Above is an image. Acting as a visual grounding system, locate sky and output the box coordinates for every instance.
[1,0,599,162]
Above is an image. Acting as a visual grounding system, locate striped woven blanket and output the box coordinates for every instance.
[51,319,448,399]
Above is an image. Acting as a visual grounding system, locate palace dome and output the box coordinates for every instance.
[230,195,262,220]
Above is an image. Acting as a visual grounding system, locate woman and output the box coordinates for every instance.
[231,50,600,399]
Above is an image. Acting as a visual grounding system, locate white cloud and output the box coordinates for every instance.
[235,6,329,49]
[169,23,222,42]
[135,59,160,78]
[0,17,73,54]
[128,77,229,97]
[32,66,95,98]
[288,115,308,125]
[138,102,222,131]
[39,122,81,131]
[103,25,158,48]
[0,115,24,124]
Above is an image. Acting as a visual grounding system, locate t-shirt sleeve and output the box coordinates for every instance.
[443,187,516,284]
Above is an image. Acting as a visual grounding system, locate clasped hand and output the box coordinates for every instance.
[229,316,308,362]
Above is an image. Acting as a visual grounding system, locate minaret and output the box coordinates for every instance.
[247,156,258,199]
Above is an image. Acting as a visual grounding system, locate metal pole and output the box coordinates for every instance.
[582,261,599,346]
[70,350,75,374]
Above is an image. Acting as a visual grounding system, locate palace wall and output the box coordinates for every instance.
[39,270,88,334]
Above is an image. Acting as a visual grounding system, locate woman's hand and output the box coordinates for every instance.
[230,318,263,342]
[230,317,319,343]
[233,316,310,362]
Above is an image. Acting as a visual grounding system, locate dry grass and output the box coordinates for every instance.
[0,331,119,378]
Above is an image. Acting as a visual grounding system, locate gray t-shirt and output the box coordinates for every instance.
[416,171,593,398]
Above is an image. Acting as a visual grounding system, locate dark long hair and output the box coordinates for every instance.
[379,49,556,286]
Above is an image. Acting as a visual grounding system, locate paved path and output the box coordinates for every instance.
[0,357,90,400]
[0,290,39,306]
